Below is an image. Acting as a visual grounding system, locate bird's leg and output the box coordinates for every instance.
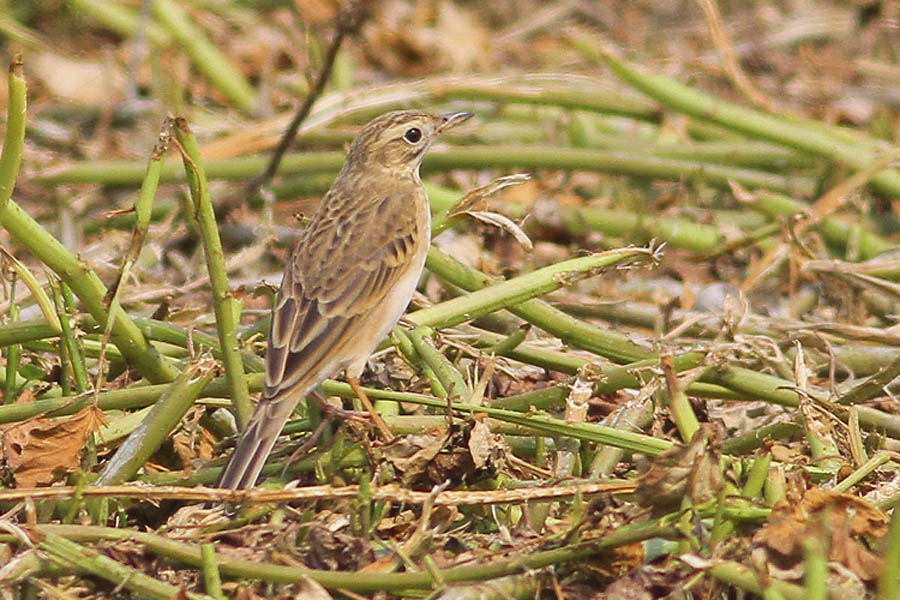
[309,389,369,422]
[347,376,395,442]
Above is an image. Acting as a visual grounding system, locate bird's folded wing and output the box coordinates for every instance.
[265,190,421,397]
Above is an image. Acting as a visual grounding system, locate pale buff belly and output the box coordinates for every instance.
[341,206,431,380]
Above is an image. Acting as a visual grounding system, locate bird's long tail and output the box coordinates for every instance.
[217,386,308,489]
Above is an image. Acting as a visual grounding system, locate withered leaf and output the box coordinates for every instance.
[754,487,889,580]
[1,404,106,487]
[382,431,448,485]
[635,423,722,511]
[307,524,372,571]
[467,418,504,470]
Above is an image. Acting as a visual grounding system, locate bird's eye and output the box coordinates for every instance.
[404,127,422,143]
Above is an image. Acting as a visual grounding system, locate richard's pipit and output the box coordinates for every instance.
[218,110,473,489]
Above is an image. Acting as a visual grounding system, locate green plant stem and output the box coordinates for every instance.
[68,0,171,46]
[721,422,801,455]
[589,398,654,477]
[392,326,445,398]
[397,395,673,456]
[753,192,891,260]
[408,327,468,401]
[561,301,900,377]
[0,56,177,384]
[36,152,343,186]
[59,283,90,393]
[803,536,828,600]
[35,531,213,600]
[0,374,429,425]
[701,366,900,438]
[468,325,592,373]
[174,118,252,428]
[423,147,813,195]
[600,51,900,199]
[0,56,25,209]
[570,119,815,169]
[435,81,660,121]
[111,315,263,372]
[662,355,700,443]
[201,543,225,600]
[0,318,59,347]
[381,415,564,438]
[409,247,653,332]
[837,353,900,404]
[706,560,803,599]
[4,281,20,403]
[741,453,772,498]
[143,442,368,486]
[832,451,891,494]
[560,206,724,252]
[765,467,786,505]
[37,147,814,196]
[424,245,652,363]
[25,520,676,592]
[482,323,530,356]
[879,503,900,600]
[107,118,169,311]
[151,0,256,112]
[95,360,216,485]
[3,252,61,333]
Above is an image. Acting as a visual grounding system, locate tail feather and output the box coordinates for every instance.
[217,387,308,489]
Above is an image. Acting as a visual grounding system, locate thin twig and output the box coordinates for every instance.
[246,5,366,198]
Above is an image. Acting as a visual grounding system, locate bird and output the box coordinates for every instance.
[218,109,473,489]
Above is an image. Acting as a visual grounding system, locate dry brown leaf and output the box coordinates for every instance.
[1,404,106,487]
[467,417,505,470]
[307,524,372,571]
[754,487,889,580]
[635,423,722,511]
[382,431,448,485]
[172,427,217,473]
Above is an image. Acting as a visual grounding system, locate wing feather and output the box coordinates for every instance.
[264,186,423,398]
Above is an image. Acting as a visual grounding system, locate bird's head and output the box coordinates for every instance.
[344,110,473,176]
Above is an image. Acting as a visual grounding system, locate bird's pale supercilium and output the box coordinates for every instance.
[218,109,473,489]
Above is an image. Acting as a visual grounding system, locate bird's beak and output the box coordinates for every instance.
[437,111,474,133]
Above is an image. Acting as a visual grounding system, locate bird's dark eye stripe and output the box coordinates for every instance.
[404,127,422,143]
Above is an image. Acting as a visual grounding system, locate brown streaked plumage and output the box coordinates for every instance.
[218,109,473,489]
